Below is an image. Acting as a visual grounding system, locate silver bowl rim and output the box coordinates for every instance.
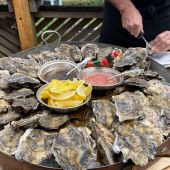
[36,84,91,111]
[77,67,124,88]
[38,60,80,84]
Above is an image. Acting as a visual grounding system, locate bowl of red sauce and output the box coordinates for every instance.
[77,67,124,90]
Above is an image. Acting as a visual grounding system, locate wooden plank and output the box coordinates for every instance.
[62,18,92,41]
[0,28,20,47]
[12,0,37,50]
[47,18,80,43]
[0,36,20,52]
[0,51,6,58]
[83,27,102,42]
[37,18,66,44]
[36,18,53,33]
[0,44,13,56]
[72,18,102,41]
[0,12,15,18]
[33,11,103,19]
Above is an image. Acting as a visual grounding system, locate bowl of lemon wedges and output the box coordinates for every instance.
[36,78,92,113]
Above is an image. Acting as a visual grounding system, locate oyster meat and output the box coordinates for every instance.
[5,88,34,103]
[0,99,10,114]
[0,108,21,125]
[113,47,148,70]
[112,121,164,166]
[90,120,115,165]
[81,43,99,59]
[92,100,118,131]
[97,47,113,60]
[11,110,49,129]
[0,124,24,155]
[52,126,97,170]
[39,114,69,130]
[27,51,60,65]
[12,97,39,113]
[0,57,40,78]
[0,70,10,90]
[15,129,57,165]
[6,73,40,89]
[112,91,149,122]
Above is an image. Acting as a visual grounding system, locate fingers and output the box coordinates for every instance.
[152,31,170,52]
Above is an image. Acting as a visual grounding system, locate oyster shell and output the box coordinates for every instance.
[27,51,60,65]
[6,73,40,89]
[15,129,57,165]
[12,97,39,113]
[0,57,40,78]
[11,110,49,129]
[39,114,69,130]
[52,126,97,170]
[90,120,115,165]
[0,108,21,125]
[81,43,99,59]
[124,78,148,88]
[0,70,10,90]
[97,47,113,60]
[5,88,34,103]
[112,91,149,122]
[92,100,118,131]
[0,124,24,155]
[0,99,10,114]
[112,120,164,166]
[113,48,148,70]
[0,90,6,100]
[71,45,82,62]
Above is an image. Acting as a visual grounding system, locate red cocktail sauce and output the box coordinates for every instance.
[84,72,118,86]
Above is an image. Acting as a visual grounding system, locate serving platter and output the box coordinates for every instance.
[0,42,169,170]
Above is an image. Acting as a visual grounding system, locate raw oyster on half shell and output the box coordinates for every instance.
[0,124,24,155]
[6,73,40,89]
[92,100,118,131]
[0,99,10,114]
[97,47,113,60]
[52,125,97,170]
[0,70,10,91]
[15,129,57,165]
[112,91,149,122]
[81,43,99,59]
[39,114,69,130]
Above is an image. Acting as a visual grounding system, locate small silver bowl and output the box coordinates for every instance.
[38,60,80,83]
[36,84,91,113]
[77,67,124,90]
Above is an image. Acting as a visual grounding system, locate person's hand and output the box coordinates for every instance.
[152,31,170,52]
[120,6,143,37]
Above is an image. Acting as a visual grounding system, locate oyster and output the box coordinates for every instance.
[0,70,10,90]
[92,100,118,131]
[6,73,40,89]
[52,126,97,170]
[124,78,148,88]
[0,90,6,100]
[12,97,39,113]
[112,91,149,122]
[97,47,113,60]
[90,120,115,165]
[27,51,60,65]
[113,48,148,70]
[71,45,82,62]
[39,114,69,130]
[112,121,163,166]
[15,129,57,165]
[81,43,99,59]
[0,108,21,125]
[5,88,34,103]
[0,99,10,114]
[0,57,40,78]
[11,110,49,129]
[0,124,24,155]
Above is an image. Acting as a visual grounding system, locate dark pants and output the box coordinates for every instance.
[99,0,170,48]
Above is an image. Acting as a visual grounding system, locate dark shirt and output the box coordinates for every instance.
[99,0,170,47]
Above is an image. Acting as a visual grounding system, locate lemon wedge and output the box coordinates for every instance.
[76,85,86,100]
[50,90,76,101]
[47,98,55,106]
[84,84,92,96]
[41,90,50,99]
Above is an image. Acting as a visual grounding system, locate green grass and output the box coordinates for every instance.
[62,0,104,7]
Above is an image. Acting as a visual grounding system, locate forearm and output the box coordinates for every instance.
[108,0,136,14]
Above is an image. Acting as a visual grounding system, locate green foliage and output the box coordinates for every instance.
[62,0,104,7]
